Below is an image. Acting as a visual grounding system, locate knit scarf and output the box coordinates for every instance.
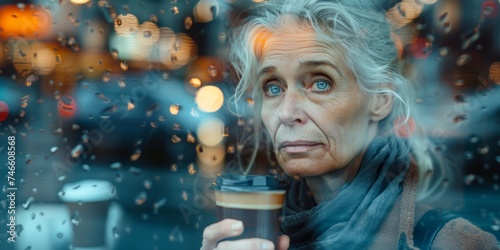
[281,136,410,249]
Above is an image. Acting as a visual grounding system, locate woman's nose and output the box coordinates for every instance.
[278,90,306,126]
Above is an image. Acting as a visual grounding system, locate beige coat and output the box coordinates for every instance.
[370,164,499,249]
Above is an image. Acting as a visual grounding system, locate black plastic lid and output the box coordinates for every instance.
[212,174,286,192]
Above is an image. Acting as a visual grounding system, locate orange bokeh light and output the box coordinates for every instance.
[0,5,52,40]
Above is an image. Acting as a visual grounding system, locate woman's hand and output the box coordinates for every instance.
[200,219,290,250]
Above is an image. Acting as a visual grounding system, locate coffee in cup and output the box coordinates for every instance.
[212,174,286,247]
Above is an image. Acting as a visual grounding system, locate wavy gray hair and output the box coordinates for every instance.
[227,0,442,200]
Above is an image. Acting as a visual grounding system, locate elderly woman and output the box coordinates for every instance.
[201,0,498,249]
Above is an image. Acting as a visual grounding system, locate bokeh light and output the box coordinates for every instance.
[197,117,225,146]
[0,5,52,39]
[193,0,220,23]
[114,14,139,37]
[195,85,224,113]
[58,95,77,118]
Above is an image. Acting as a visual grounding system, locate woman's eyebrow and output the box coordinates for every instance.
[257,66,276,79]
[299,60,343,77]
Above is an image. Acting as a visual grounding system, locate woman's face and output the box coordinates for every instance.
[258,26,379,177]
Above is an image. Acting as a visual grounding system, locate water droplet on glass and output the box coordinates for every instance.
[20,95,30,108]
[31,212,36,220]
[23,197,35,210]
[453,114,467,123]
[189,78,201,88]
[115,172,123,183]
[188,163,197,175]
[170,164,178,172]
[50,146,59,154]
[478,146,489,154]
[71,211,80,226]
[143,179,153,190]
[187,132,196,143]
[439,47,449,57]
[135,191,147,205]
[456,54,471,66]
[111,49,119,60]
[153,197,167,214]
[130,148,141,161]
[190,107,199,117]
[81,134,90,143]
[102,69,111,82]
[170,104,180,115]
[115,18,122,26]
[71,144,83,158]
[464,174,475,185]
[120,61,129,71]
[112,226,120,239]
[184,17,193,30]
[464,151,474,160]
[26,75,39,87]
[171,6,179,15]
[461,26,480,50]
[168,226,184,242]
[25,154,33,164]
[57,232,63,239]
[172,123,182,130]
[36,225,41,232]
[110,162,122,170]
[82,164,91,171]
[182,191,188,201]
[171,135,181,143]
[95,92,110,103]
[129,166,142,175]
[207,65,217,77]
[118,78,126,88]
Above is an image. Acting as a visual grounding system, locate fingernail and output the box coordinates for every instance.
[261,242,273,250]
[231,221,243,231]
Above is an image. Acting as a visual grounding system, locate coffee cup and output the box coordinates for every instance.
[212,174,286,247]
[59,179,116,250]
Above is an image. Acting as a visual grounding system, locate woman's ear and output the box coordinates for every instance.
[369,93,394,122]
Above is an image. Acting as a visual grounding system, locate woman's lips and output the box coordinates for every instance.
[279,141,323,153]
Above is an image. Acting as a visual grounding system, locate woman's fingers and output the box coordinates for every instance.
[278,235,290,250]
[201,219,244,250]
[215,238,275,250]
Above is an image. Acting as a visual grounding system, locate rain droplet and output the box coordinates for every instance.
[442,22,451,33]
[190,107,199,117]
[82,134,90,143]
[168,226,184,243]
[26,75,39,87]
[130,148,141,161]
[171,135,181,143]
[115,172,123,183]
[31,213,36,220]
[71,211,80,226]
[82,164,91,171]
[95,92,111,103]
[129,166,142,175]
[188,163,197,175]
[189,78,201,88]
[146,104,158,118]
[453,114,467,123]
[207,65,217,77]
[186,132,195,143]
[112,226,120,239]
[110,162,122,170]
[478,145,489,154]
[184,17,193,30]
[135,191,147,205]
[20,95,30,108]
[464,174,475,185]
[153,197,167,214]
[182,191,188,201]
[143,179,153,190]
[115,17,122,26]
[118,78,126,88]
[23,197,35,210]
[36,225,41,232]
[25,154,33,164]
[111,49,119,60]
[464,151,474,160]
[102,69,111,82]
[456,54,471,67]
[120,61,129,71]
[439,47,449,57]
[54,91,61,100]
[50,146,59,154]
[71,144,83,158]
[170,6,179,15]
[172,123,182,130]
[170,104,180,115]
[170,164,178,172]
[57,232,63,238]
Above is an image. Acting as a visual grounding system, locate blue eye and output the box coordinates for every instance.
[312,79,331,91]
[263,83,283,97]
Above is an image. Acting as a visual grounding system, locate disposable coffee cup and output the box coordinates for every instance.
[212,174,286,247]
[59,179,116,250]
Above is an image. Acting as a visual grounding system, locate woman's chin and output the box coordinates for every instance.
[281,159,333,177]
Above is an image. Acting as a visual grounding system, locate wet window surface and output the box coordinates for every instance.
[0,0,499,249]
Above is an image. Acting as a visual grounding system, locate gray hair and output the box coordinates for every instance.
[227,0,442,200]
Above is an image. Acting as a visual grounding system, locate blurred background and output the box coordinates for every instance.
[0,0,499,249]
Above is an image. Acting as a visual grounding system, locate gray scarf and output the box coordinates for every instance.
[281,136,410,249]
